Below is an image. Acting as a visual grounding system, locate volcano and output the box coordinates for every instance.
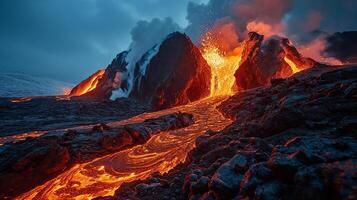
[70,31,318,108]
[0,30,356,200]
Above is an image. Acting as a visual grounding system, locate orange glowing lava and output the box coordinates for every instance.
[284,57,301,74]
[10,97,32,103]
[0,131,44,146]
[70,69,105,96]
[201,33,242,96]
[17,97,232,200]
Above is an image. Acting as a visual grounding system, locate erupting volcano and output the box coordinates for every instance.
[1,1,356,200]
[201,33,243,96]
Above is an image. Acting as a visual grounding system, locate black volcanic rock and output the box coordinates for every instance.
[235,32,316,90]
[0,97,150,137]
[130,32,211,109]
[100,65,357,200]
[0,112,194,198]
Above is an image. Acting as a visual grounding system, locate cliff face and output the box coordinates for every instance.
[235,32,316,90]
[130,32,211,109]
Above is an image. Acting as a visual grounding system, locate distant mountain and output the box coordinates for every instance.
[0,73,73,97]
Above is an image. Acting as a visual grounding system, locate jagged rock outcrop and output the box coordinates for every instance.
[235,32,316,90]
[71,51,130,99]
[0,112,194,198]
[130,32,211,109]
[100,65,357,200]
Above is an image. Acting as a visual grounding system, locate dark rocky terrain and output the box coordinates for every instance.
[0,97,150,137]
[1,30,356,200]
[0,112,193,198]
[99,65,357,200]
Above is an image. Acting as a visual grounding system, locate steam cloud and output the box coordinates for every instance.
[128,17,181,63]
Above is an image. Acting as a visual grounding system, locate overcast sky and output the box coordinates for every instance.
[0,0,207,83]
[0,0,355,83]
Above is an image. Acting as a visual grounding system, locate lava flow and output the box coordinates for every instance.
[201,33,242,96]
[284,56,301,74]
[69,69,105,96]
[17,97,232,200]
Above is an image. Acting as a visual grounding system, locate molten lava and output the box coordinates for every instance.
[70,69,105,96]
[17,97,232,200]
[201,33,242,96]
[284,57,301,74]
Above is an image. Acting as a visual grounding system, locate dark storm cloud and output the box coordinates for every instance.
[0,0,193,83]
[324,31,357,63]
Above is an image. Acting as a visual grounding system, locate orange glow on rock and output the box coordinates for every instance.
[70,69,105,96]
[201,33,242,96]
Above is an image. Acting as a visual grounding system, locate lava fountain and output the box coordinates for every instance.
[201,33,243,96]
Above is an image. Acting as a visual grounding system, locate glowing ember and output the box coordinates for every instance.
[284,57,301,74]
[70,69,105,96]
[201,33,242,96]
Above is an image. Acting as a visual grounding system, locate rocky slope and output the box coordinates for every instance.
[0,112,193,198]
[235,32,316,90]
[130,32,211,109]
[74,51,131,99]
[100,65,357,200]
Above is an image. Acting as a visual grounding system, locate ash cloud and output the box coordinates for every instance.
[183,0,357,64]
[185,0,293,43]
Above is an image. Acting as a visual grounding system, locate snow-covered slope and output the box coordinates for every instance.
[0,73,73,97]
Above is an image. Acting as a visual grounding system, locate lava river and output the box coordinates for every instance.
[17,97,233,200]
